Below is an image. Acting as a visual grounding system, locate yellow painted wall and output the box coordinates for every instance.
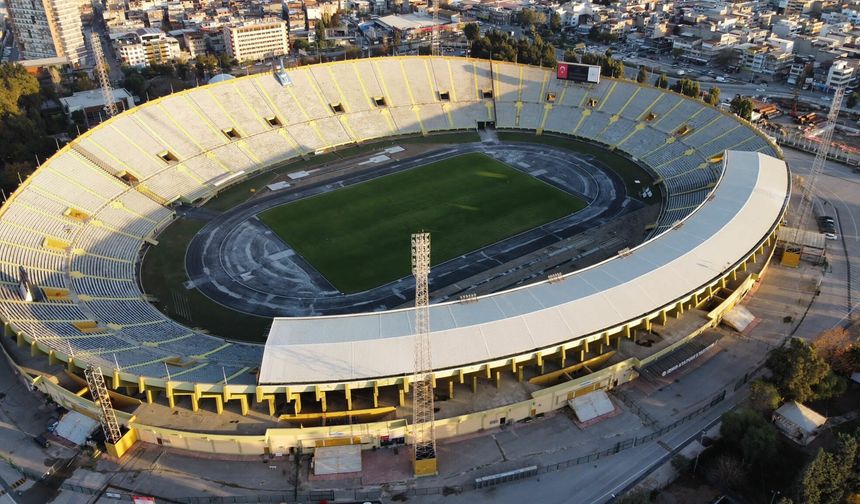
[106,428,139,458]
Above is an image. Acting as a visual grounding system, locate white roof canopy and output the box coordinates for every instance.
[260,151,789,385]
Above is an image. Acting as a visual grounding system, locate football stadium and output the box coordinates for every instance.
[0,56,790,458]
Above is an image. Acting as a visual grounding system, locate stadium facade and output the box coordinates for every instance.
[0,56,789,456]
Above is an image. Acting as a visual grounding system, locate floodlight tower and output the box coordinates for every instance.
[411,232,437,477]
[90,32,119,118]
[793,85,844,237]
[84,365,122,445]
[431,0,440,56]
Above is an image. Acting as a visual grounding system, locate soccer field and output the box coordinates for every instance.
[258,153,586,293]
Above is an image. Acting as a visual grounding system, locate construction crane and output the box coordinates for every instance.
[84,365,123,445]
[90,32,119,118]
[411,232,437,477]
[793,85,844,237]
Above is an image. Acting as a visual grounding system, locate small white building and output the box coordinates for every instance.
[772,401,827,445]
[827,59,855,88]
[59,88,135,126]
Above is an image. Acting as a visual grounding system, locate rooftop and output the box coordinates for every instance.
[59,89,134,112]
[376,13,446,31]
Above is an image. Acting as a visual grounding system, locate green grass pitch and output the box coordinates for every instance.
[258,152,587,293]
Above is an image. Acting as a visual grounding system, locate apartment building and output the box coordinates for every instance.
[113,27,181,67]
[7,0,87,65]
[223,18,289,61]
[827,59,855,88]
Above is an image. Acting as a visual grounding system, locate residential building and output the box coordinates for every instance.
[113,28,182,67]
[739,43,793,77]
[772,402,826,446]
[826,59,854,88]
[6,0,87,65]
[222,18,289,61]
[285,0,306,34]
[785,0,811,15]
[182,30,206,57]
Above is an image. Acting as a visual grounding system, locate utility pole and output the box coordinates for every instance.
[411,232,437,477]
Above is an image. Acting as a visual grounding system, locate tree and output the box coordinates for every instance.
[71,73,96,92]
[217,53,236,70]
[195,54,218,76]
[0,160,36,190]
[749,380,781,414]
[0,63,40,117]
[315,23,326,48]
[705,86,720,105]
[636,66,649,84]
[655,73,669,89]
[292,38,311,52]
[464,22,480,42]
[730,95,754,120]
[814,327,856,375]
[848,92,859,109]
[600,56,624,78]
[550,12,562,33]
[519,8,545,27]
[767,338,845,403]
[720,408,778,468]
[674,78,700,98]
[123,72,146,100]
[800,432,858,504]
[469,29,555,67]
[175,61,190,80]
[740,419,779,468]
[671,47,684,59]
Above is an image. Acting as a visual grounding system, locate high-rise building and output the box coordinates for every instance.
[222,19,289,62]
[7,0,87,65]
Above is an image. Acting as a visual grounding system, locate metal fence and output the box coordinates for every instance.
[770,129,860,166]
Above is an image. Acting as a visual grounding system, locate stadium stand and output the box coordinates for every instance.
[0,57,787,419]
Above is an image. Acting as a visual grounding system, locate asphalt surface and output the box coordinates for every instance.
[186,142,638,317]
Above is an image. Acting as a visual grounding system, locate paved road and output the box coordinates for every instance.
[783,148,860,336]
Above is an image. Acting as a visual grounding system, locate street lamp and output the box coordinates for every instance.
[770,490,782,504]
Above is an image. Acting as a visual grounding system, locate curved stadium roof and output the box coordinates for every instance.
[260,151,789,384]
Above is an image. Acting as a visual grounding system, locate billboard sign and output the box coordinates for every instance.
[557,62,600,84]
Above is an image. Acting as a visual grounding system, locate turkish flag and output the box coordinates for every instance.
[557,63,568,80]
